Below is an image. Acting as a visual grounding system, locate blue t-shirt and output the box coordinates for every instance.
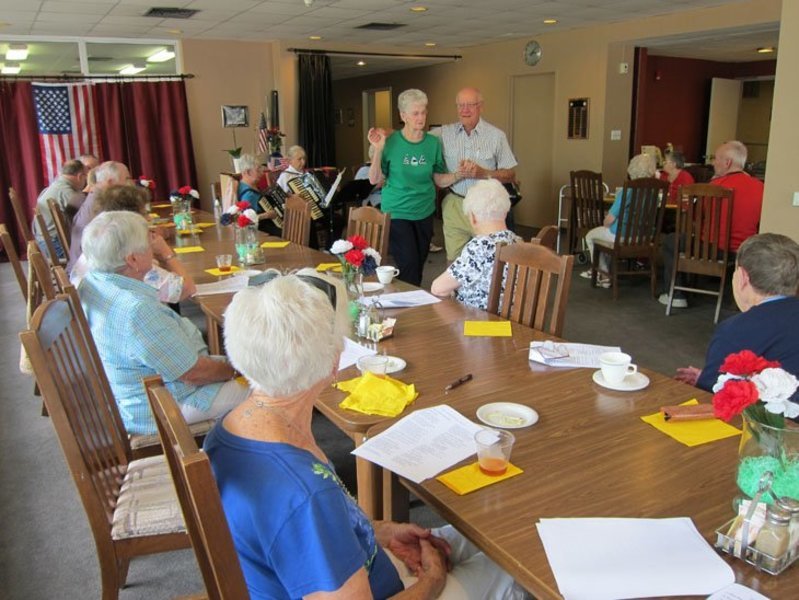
[204,423,403,599]
[238,181,264,213]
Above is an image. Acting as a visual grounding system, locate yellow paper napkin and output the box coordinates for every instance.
[437,461,523,495]
[464,320,512,337]
[195,222,217,228]
[262,241,291,249]
[148,213,160,219]
[336,372,418,417]
[317,262,343,273]
[204,266,242,276]
[640,399,741,447]
[174,246,205,254]
[151,203,172,208]
[177,228,202,235]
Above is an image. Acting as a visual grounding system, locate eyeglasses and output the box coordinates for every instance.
[456,102,481,110]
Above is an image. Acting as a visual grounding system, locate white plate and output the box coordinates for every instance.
[362,282,384,293]
[357,355,407,374]
[592,370,650,392]
[476,402,539,429]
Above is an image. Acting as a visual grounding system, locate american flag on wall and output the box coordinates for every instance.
[257,111,269,155]
[32,83,100,183]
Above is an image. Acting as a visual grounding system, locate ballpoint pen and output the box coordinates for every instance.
[444,373,473,392]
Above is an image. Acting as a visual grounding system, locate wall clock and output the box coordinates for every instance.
[524,40,542,66]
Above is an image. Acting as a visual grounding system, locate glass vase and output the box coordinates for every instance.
[737,410,799,504]
[342,267,363,323]
[234,224,260,265]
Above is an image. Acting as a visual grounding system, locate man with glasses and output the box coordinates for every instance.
[437,87,518,261]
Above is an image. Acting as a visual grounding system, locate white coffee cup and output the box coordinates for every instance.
[599,351,637,384]
[376,266,400,284]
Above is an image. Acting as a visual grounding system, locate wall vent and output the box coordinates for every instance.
[356,23,406,31]
[144,7,199,19]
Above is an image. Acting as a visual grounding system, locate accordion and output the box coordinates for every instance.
[259,185,288,228]
[287,173,327,221]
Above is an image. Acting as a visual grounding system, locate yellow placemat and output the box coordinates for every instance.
[317,262,343,272]
[336,372,417,417]
[262,241,291,249]
[640,399,741,447]
[204,266,242,276]
[195,222,217,228]
[174,246,205,254]
[464,320,512,337]
[437,461,523,495]
[235,375,249,387]
[148,213,160,219]
[151,203,172,208]
[177,228,202,235]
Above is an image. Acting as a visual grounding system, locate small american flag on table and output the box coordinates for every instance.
[32,83,100,183]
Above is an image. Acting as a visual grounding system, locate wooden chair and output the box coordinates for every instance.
[145,377,250,600]
[569,170,605,258]
[219,173,241,212]
[282,194,312,246]
[346,205,391,258]
[8,187,34,243]
[20,297,190,600]
[0,222,27,298]
[487,241,574,337]
[530,225,559,252]
[33,206,66,266]
[27,241,57,301]
[47,197,72,257]
[591,178,669,300]
[665,183,734,324]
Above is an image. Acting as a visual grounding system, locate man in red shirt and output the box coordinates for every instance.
[660,140,763,308]
[660,150,694,204]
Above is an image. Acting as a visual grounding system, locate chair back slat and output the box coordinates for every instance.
[346,206,391,258]
[677,183,734,267]
[27,241,57,301]
[614,178,669,250]
[8,187,34,243]
[282,195,312,247]
[487,242,574,337]
[47,197,72,255]
[146,378,250,600]
[0,223,27,299]
[33,207,66,266]
[569,170,605,247]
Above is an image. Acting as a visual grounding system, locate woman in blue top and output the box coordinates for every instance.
[367,89,463,286]
[205,272,530,600]
[581,153,656,287]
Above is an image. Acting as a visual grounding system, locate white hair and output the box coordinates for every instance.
[462,179,510,222]
[238,153,260,173]
[398,88,428,114]
[82,211,149,273]
[627,154,656,180]
[224,272,349,397]
[287,145,306,160]
[94,161,128,185]
[722,140,748,169]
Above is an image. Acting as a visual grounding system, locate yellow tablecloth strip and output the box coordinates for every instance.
[204,266,241,276]
[262,241,291,249]
[174,246,205,254]
[195,222,217,228]
[151,203,172,208]
[437,461,523,495]
[317,262,343,273]
[640,399,741,447]
[177,228,202,235]
[464,320,512,337]
[336,372,417,417]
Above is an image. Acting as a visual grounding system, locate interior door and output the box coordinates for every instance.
[705,78,742,161]
[511,73,555,228]
[362,88,392,162]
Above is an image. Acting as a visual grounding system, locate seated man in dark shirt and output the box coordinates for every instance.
[676,233,799,398]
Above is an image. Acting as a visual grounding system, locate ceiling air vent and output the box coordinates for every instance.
[144,7,200,19]
[356,22,406,31]
[87,56,113,62]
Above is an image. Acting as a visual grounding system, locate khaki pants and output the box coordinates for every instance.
[442,192,473,261]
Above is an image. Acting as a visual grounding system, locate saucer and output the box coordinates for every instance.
[476,402,539,429]
[362,282,384,293]
[592,370,650,391]
[357,355,406,374]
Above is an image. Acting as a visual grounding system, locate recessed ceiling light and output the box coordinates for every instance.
[424,42,437,47]
[148,48,175,63]
[6,44,28,61]
[756,46,775,54]
[410,6,428,12]
[543,19,558,25]
[120,63,145,75]
[357,60,366,66]
[167,28,183,35]
[2,62,21,74]
[309,35,322,40]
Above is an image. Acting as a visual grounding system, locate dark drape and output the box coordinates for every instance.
[298,54,336,168]
[94,81,198,201]
[0,81,46,255]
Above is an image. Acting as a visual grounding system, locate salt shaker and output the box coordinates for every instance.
[775,496,799,554]
[755,505,791,571]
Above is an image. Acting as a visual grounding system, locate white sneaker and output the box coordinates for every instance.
[659,293,688,308]
[597,277,611,289]
[579,270,593,279]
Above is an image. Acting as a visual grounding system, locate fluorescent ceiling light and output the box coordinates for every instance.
[543,19,558,25]
[357,60,366,66]
[148,48,175,62]
[2,62,21,74]
[756,47,775,54]
[6,44,28,60]
[120,63,145,75]
[309,35,322,40]
[424,42,437,47]
[410,6,428,12]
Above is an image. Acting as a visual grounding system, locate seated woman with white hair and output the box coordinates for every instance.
[205,273,531,600]
[431,179,521,310]
[276,145,307,193]
[79,211,248,435]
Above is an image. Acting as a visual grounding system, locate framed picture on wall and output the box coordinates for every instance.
[221,105,249,128]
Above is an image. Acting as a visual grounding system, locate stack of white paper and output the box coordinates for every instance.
[529,341,621,368]
[193,276,250,296]
[536,517,735,599]
[360,290,441,309]
[352,405,483,483]
[338,337,376,371]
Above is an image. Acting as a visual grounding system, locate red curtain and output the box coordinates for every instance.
[94,81,197,201]
[0,81,46,254]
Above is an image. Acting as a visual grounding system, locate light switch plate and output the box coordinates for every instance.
[793,192,799,207]
[619,62,629,74]
[610,129,622,141]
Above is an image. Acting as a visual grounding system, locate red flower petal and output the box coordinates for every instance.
[237,214,252,227]
[720,350,781,376]
[235,201,251,211]
[712,379,760,421]
[178,185,192,194]
[348,235,368,250]
[344,249,364,267]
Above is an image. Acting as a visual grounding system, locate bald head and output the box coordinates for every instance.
[455,87,484,132]
[94,161,131,190]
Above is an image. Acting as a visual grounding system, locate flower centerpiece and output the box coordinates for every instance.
[712,350,799,503]
[220,201,258,228]
[169,185,199,231]
[220,201,262,265]
[266,127,286,156]
[137,175,156,191]
[330,235,382,314]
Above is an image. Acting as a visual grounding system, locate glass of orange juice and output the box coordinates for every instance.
[475,429,515,476]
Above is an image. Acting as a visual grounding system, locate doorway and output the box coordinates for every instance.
[510,73,555,228]
[362,87,393,161]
